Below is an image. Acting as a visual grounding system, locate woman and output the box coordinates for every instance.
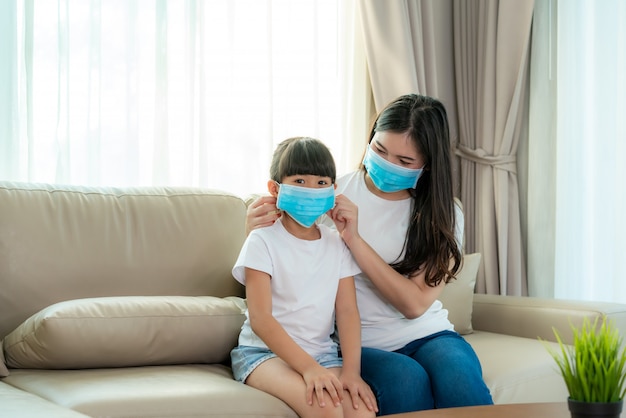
[247,94,493,415]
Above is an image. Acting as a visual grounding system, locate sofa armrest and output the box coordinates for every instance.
[472,294,626,344]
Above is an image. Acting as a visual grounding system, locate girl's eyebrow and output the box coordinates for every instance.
[373,139,416,162]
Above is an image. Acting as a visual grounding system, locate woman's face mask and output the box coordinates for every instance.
[275,183,335,227]
[362,146,423,193]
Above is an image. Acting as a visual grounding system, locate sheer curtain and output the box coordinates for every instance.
[0,0,364,197]
[528,0,626,303]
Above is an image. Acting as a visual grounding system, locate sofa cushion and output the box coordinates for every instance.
[465,330,568,404]
[2,365,298,418]
[439,253,481,335]
[0,382,92,418]
[3,296,246,369]
[0,340,9,377]
[0,183,247,340]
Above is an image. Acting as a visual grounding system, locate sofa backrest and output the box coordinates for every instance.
[0,182,247,338]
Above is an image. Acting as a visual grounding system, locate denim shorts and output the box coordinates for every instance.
[230,345,343,383]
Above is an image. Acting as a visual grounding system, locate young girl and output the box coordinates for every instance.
[230,137,377,418]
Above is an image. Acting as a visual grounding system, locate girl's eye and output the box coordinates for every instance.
[318,180,328,185]
[295,179,305,184]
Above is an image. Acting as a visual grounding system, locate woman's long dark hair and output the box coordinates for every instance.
[365,94,462,286]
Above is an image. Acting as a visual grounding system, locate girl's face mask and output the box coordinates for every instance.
[362,146,423,193]
[276,183,335,228]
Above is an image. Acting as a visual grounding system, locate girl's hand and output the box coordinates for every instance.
[302,365,344,408]
[340,372,379,413]
[328,194,360,246]
[246,195,280,234]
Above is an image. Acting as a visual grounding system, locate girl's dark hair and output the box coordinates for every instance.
[366,94,461,286]
[270,137,336,183]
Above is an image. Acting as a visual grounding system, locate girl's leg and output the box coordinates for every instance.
[246,357,340,418]
[397,331,494,408]
[246,357,374,418]
[360,347,434,415]
[330,367,377,418]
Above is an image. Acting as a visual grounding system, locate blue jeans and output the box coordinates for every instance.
[360,331,493,416]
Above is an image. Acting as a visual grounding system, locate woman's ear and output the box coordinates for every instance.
[267,180,279,197]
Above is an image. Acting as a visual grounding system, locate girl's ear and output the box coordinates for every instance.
[267,180,279,197]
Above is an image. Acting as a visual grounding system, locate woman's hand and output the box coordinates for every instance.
[302,364,344,408]
[246,195,280,235]
[328,194,361,246]
[340,371,379,413]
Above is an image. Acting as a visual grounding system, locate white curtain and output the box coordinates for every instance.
[0,0,366,198]
[528,0,626,303]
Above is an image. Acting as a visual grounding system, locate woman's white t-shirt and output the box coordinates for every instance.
[232,217,361,357]
[325,170,463,352]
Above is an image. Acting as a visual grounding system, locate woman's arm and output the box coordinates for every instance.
[334,276,378,413]
[329,195,445,319]
[244,268,343,407]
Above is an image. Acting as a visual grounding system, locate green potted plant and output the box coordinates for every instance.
[545,316,626,418]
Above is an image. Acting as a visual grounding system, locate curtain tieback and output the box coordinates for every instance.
[455,145,517,173]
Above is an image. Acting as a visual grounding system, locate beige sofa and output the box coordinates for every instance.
[2,181,626,418]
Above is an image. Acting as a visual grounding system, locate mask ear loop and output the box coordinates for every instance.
[273,181,282,206]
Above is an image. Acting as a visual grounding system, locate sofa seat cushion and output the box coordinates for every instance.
[2,365,298,418]
[0,382,91,417]
[4,296,246,369]
[465,330,568,404]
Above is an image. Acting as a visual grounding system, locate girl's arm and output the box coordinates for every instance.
[329,195,445,319]
[334,276,378,413]
[244,267,343,407]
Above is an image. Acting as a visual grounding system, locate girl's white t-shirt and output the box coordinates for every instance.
[232,217,361,357]
[325,170,463,352]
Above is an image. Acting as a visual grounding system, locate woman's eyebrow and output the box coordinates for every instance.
[373,139,387,152]
[374,139,416,161]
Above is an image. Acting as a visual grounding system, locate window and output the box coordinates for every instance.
[1,0,355,197]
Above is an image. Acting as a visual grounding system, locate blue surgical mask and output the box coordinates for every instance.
[362,146,423,192]
[276,183,335,228]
